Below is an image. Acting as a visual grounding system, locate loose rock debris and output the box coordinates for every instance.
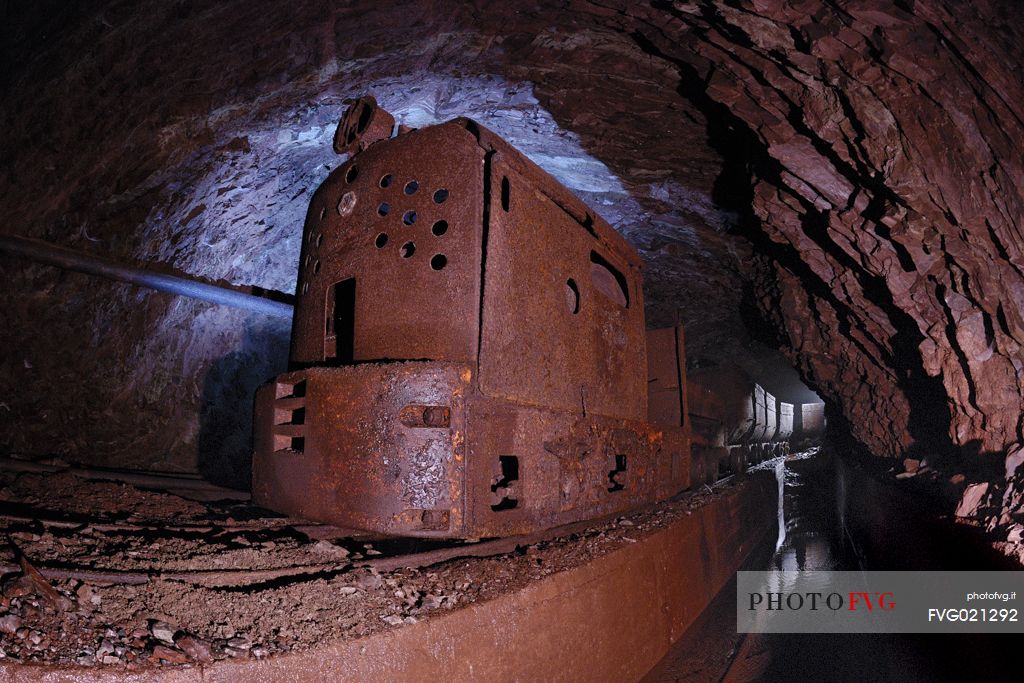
[0,464,734,669]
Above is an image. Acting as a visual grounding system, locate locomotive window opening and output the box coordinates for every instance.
[403,210,417,225]
[566,278,580,314]
[589,251,629,308]
[379,174,393,188]
[345,165,359,184]
[356,103,372,133]
[431,219,448,236]
[430,254,447,270]
[375,233,388,248]
[500,176,510,211]
[433,188,449,204]
[404,180,418,195]
[290,436,305,453]
[607,454,627,492]
[400,242,416,258]
[490,455,519,511]
[378,202,390,216]
[325,278,356,363]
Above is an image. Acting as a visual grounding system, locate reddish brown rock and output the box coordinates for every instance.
[151,644,189,664]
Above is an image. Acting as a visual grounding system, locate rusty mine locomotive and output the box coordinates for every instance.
[252,97,822,539]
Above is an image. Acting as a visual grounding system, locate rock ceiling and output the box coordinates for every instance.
[1,0,1021,476]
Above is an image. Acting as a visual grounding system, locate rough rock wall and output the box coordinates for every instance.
[1,0,1022,479]
[618,0,1024,460]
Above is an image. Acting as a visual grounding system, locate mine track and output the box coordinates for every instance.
[1,455,747,590]
[0,477,737,589]
[0,513,640,588]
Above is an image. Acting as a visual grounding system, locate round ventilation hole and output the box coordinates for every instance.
[400,242,416,258]
[403,210,417,225]
[380,174,393,188]
[431,219,448,236]
[378,202,390,216]
[318,207,327,221]
[375,233,389,248]
[404,180,419,195]
[430,254,448,271]
[316,233,323,247]
[433,188,449,204]
[345,165,359,183]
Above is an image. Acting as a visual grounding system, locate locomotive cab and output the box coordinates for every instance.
[253,98,691,538]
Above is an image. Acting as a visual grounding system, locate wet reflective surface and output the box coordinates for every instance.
[645,447,1017,682]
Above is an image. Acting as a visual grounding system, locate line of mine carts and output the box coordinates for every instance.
[684,366,825,487]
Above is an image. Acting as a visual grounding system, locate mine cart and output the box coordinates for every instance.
[252,98,691,538]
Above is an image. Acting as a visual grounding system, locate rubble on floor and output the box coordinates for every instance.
[949,445,1024,564]
[0,463,732,670]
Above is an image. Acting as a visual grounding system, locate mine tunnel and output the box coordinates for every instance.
[1,1,1022,680]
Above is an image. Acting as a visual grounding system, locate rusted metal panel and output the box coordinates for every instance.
[253,363,470,536]
[467,122,644,274]
[646,326,684,427]
[291,122,484,365]
[464,398,685,538]
[478,153,646,421]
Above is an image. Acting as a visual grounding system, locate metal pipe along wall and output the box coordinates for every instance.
[0,234,294,318]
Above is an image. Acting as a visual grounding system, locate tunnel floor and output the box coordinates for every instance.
[0,456,750,671]
[643,447,1020,682]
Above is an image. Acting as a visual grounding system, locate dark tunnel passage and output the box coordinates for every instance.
[1,0,1023,679]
